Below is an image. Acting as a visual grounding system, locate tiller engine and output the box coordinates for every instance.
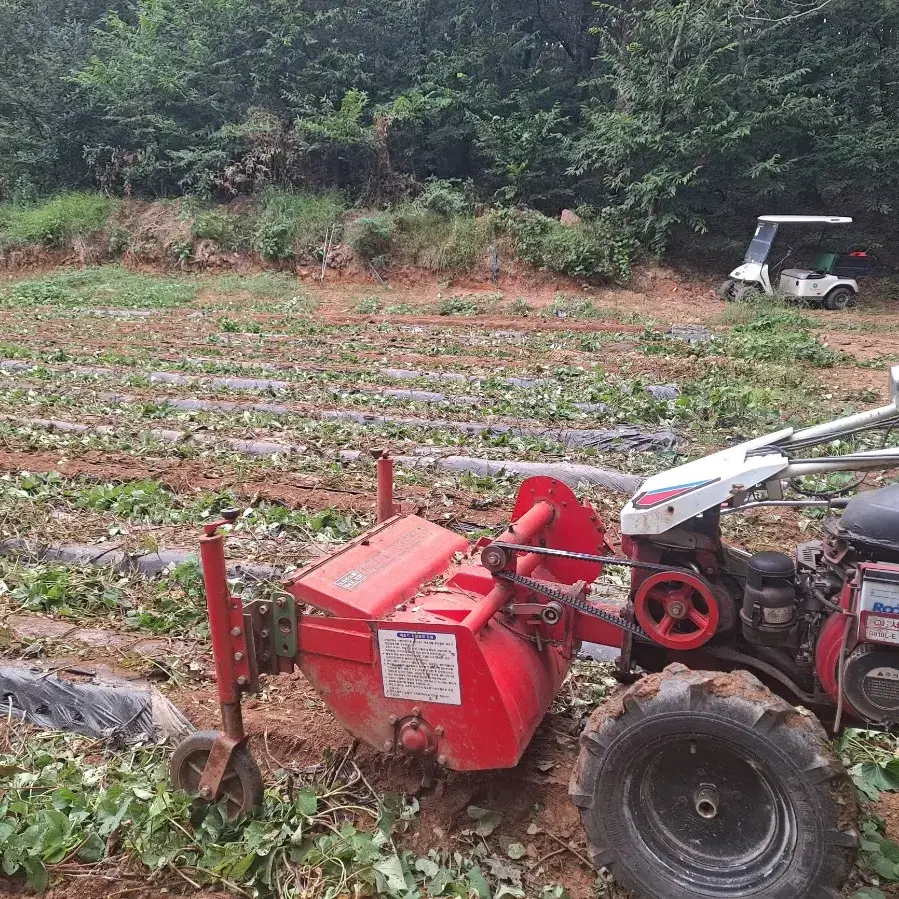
[172,366,899,899]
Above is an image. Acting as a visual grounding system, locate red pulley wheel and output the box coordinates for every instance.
[634,570,719,650]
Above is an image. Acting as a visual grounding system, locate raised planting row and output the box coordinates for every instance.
[0,440,533,531]
[0,553,212,639]
[0,342,864,440]
[2,333,865,413]
[0,379,682,463]
[0,308,656,381]
[0,469,365,555]
[0,292,864,374]
[0,414,648,498]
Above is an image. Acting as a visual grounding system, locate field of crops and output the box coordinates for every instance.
[1,263,899,899]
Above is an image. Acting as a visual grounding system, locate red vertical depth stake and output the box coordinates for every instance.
[376,451,395,523]
[197,509,249,801]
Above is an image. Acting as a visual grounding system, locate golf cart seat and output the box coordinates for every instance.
[832,253,874,278]
[782,268,821,280]
[810,251,874,279]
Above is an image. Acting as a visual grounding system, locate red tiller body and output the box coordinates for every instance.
[268,476,621,771]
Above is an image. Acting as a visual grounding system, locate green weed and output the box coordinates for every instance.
[394,207,488,271]
[503,209,636,281]
[716,291,820,326]
[0,192,120,248]
[251,187,343,261]
[348,207,489,271]
[353,296,381,314]
[191,208,251,250]
[842,729,899,890]
[347,214,396,262]
[213,272,305,302]
[0,267,197,309]
[437,295,484,316]
[724,314,845,367]
[543,293,647,324]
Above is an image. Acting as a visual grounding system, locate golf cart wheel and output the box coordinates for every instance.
[570,665,857,899]
[717,279,736,301]
[170,730,263,818]
[825,286,856,311]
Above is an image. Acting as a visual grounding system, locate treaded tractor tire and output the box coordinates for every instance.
[569,664,857,899]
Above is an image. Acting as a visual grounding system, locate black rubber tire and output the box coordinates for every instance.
[825,286,856,311]
[717,279,736,301]
[732,284,755,303]
[570,665,857,899]
[170,730,264,818]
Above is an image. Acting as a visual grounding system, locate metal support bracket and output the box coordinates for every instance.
[274,595,298,658]
[245,599,279,674]
[226,595,253,687]
[197,732,241,801]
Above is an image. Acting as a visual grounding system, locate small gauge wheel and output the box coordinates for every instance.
[170,730,263,818]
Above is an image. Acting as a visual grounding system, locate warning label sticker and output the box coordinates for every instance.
[378,630,461,706]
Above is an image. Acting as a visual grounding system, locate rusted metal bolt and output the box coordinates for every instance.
[233,651,244,662]
[437,754,447,765]
[199,785,213,799]
[260,629,270,638]
[230,626,242,637]
[412,707,422,716]
[259,604,270,615]
[388,714,398,725]
[410,719,420,729]
[435,725,444,736]
[237,676,248,686]
[383,740,393,752]
[276,598,286,607]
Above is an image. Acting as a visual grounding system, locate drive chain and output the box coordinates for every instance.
[489,542,720,642]
[494,568,650,640]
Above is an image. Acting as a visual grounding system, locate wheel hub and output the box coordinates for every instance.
[626,734,795,886]
[666,599,687,620]
[694,784,720,820]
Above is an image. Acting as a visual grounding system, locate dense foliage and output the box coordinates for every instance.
[0,0,896,254]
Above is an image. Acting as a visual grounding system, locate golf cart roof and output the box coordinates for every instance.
[758,215,853,225]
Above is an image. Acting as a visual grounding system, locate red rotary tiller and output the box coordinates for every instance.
[173,370,899,897]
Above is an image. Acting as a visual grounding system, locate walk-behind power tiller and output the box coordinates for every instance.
[172,366,899,898]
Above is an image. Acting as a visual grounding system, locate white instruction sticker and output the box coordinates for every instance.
[378,630,461,706]
[867,615,899,645]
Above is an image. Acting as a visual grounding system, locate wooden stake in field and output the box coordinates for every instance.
[320,225,334,282]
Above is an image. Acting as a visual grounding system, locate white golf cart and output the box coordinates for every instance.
[718,214,873,310]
